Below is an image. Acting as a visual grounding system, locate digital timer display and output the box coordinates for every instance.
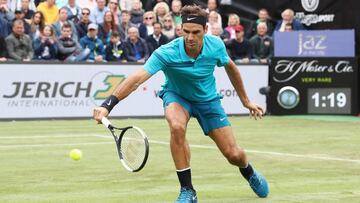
[307,88,351,114]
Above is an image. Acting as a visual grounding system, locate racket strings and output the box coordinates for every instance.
[120,128,147,170]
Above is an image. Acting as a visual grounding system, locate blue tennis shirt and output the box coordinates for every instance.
[144,34,230,102]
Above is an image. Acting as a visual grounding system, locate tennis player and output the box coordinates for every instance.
[93,5,269,203]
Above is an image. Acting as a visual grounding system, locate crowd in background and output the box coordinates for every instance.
[0,0,306,64]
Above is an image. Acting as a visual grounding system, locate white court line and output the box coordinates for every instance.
[0,134,359,164]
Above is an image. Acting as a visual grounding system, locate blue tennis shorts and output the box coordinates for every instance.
[159,90,231,135]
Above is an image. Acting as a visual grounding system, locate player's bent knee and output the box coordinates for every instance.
[169,122,186,136]
[224,147,247,166]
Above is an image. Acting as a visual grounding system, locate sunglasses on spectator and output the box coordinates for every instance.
[164,19,172,22]
[145,17,153,20]
[82,12,90,15]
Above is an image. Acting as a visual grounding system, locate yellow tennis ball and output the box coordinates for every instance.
[69,149,82,161]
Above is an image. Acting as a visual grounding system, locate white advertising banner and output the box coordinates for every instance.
[0,63,268,119]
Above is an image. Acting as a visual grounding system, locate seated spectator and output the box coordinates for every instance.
[75,8,91,39]
[250,22,273,64]
[284,23,293,32]
[98,11,119,44]
[77,0,96,10]
[225,13,241,39]
[53,7,78,41]
[170,0,181,25]
[125,26,149,62]
[33,25,58,60]
[130,0,144,25]
[143,11,155,36]
[246,8,274,39]
[14,9,31,35]
[173,23,182,39]
[206,0,222,28]
[0,0,15,23]
[153,2,169,23]
[207,10,220,35]
[275,8,305,32]
[36,0,59,25]
[11,0,36,17]
[63,0,81,23]
[118,10,135,40]
[5,20,33,61]
[0,15,11,38]
[20,0,35,21]
[119,0,132,12]
[210,22,230,41]
[29,11,45,40]
[0,35,7,61]
[161,13,175,40]
[107,0,120,25]
[89,0,108,24]
[57,23,89,61]
[79,23,105,62]
[145,0,168,12]
[226,25,253,64]
[146,22,169,54]
[105,31,127,62]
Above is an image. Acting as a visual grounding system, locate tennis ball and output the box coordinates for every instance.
[69,149,82,161]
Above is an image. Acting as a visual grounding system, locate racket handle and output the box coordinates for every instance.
[101,117,112,129]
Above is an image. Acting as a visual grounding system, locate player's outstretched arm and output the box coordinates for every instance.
[224,59,264,120]
[93,68,152,123]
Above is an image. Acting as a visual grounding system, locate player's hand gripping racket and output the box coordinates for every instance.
[101,117,149,172]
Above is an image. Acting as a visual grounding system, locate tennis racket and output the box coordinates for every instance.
[101,117,149,172]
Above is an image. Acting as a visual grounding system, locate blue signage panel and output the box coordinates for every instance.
[274,30,355,57]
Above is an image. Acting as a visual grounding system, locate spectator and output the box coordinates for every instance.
[79,23,105,62]
[225,13,241,39]
[246,8,274,39]
[0,0,15,23]
[33,25,58,60]
[125,26,148,62]
[250,22,273,64]
[173,23,182,39]
[207,10,219,35]
[143,11,155,36]
[36,0,59,25]
[105,31,126,62]
[0,14,11,38]
[29,11,45,40]
[170,0,181,25]
[130,0,144,25]
[206,0,221,27]
[0,35,7,61]
[89,0,108,24]
[210,22,229,41]
[5,19,33,61]
[10,0,36,15]
[161,13,174,40]
[52,7,78,41]
[145,0,168,12]
[118,10,134,40]
[75,8,91,39]
[57,23,89,61]
[153,2,169,23]
[107,0,120,25]
[20,0,35,21]
[63,0,81,23]
[98,11,119,44]
[77,0,96,10]
[146,22,168,54]
[119,0,132,12]
[14,9,31,34]
[226,25,253,64]
[275,8,305,32]
[284,23,293,32]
